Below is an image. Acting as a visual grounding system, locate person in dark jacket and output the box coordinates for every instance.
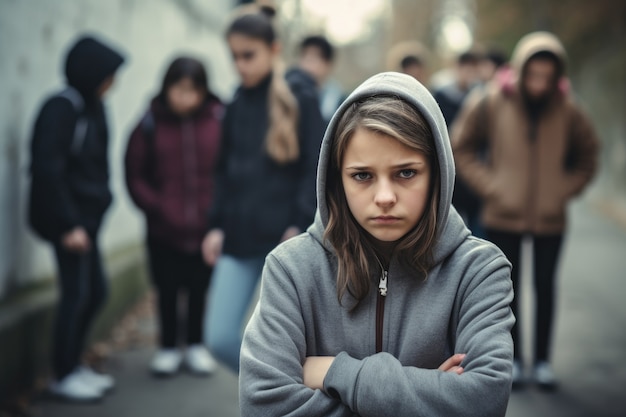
[125,57,222,377]
[297,35,346,126]
[433,50,484,238]
[28,34,124,402]
[201,4,325,373]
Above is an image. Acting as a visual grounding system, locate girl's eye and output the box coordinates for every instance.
[352,172,371,181]
[398,169,417,179]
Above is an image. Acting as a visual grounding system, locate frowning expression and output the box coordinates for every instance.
[342,127,431,242]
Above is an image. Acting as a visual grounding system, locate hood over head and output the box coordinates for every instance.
[510,31,567,90]
[64,35,125,99]
[310,71,468,264]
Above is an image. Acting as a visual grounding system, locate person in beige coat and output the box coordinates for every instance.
[452,31,599,390]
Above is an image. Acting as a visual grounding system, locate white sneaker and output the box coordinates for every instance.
[185,344,218,375]
[78,366,115,392]
[512,359,525,389]
[151,348,182,376]
[533,361,557,390]
[49,370,103,402]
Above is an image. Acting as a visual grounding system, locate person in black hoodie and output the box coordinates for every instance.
[28,34,124,402]
[200,4,324,373]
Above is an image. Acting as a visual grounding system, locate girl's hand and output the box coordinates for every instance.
[438,353,466,375]
[303,356,335,391]
[61,227,91,253]
[202,229,224,266]
[280,226,301,243]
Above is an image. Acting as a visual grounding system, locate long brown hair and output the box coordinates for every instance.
[324,95,440,305]
[226,5,299,164]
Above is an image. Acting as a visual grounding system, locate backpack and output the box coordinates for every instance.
[57,86,89,156]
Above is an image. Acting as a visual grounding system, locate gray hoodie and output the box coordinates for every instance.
[240,72,514,416]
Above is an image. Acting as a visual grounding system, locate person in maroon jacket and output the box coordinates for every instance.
[125,57,223,376]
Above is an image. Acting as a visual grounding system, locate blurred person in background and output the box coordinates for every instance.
[125,57,223,377]
[433,50,484,238]
[28,34,124,402]
[386,40,430,85]
[452,31,599,390]
[433,50,481,130]
[478,46,508,84]
[297,34,346,126]
[201,4,324,373]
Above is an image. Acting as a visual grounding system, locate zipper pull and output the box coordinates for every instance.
[378,270,388,296]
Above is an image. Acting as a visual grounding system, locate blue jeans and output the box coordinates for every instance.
[204,254,265,373]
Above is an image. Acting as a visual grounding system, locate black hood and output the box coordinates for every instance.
[64,35,125,99]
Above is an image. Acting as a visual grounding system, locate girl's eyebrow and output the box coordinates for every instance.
[344,161,426,170]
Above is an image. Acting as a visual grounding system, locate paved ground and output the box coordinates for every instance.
[29,199,626,417]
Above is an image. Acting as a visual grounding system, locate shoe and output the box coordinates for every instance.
[151,349,182,376]
[78,366,115,392]
[49,370,103,402]
[185,344,218,375]
[533,361,558,391]
[511,360,525,390]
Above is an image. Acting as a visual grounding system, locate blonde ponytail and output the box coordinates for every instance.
[266,63,299,164]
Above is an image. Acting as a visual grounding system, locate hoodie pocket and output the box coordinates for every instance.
[486,177,524,219]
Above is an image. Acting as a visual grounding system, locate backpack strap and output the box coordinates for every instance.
[140,110,156,141]
[56,87,88,156]
[140,110,158,179]
[57,86,84,112]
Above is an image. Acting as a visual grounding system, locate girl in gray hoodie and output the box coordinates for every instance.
[240,72,514,416]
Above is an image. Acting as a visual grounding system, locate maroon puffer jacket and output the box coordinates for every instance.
[125,97,222,252]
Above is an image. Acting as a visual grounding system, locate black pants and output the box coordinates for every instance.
[53,241,108,380]
[486,229,563,363]
[147,240,212,348]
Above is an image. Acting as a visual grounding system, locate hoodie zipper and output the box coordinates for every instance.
[376,269,388,353]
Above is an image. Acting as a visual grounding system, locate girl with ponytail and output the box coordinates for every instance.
[201,4,325,373]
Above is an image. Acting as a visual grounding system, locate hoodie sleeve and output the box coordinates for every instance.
[323,258,514,417]
[562,103,599,197]
[239,252,357,417]
[30,97,82,235]
[451,92,495,199]
[292,87,325,231]
[124,117,160,215]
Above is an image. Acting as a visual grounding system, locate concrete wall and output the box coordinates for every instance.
[0,0,238,297]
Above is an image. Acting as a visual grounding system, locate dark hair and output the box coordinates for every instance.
[158,56,209,101]
[527,50,563,78]
[325,95,440,306]
[226,5,276,45]
[400,55,423,70]
[300,35,335,62]
[485,48,507,68]
[457,51,480,65]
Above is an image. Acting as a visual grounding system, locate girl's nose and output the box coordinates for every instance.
[374,180,397,207]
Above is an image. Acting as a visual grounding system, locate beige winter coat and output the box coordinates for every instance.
[452,32,599,235]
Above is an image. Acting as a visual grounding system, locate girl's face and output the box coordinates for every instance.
[97,76,115,98]
[523,58,557,101]
[341,127,431,243]
[228,33,277,88]
[167,77,205,116]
